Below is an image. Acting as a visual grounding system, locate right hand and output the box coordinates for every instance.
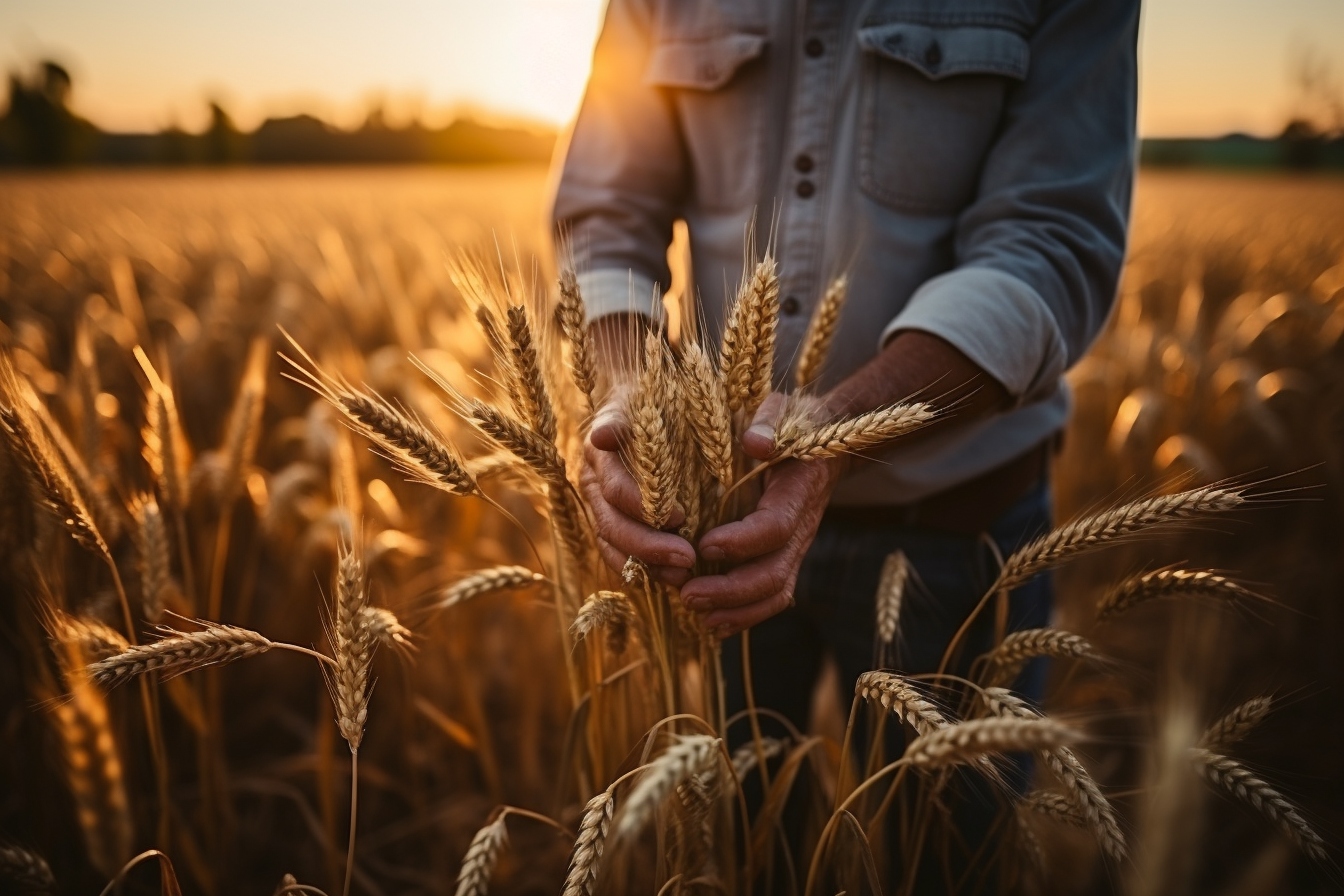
[581,383,696,586]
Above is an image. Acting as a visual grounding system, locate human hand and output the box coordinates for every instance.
[581,381,696,586]
[679,393,842,638]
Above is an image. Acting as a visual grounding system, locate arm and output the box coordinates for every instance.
[682,0,1139,636]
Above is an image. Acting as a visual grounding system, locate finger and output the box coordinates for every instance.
[653,566,692,588]
[594,450,685,529]
[697,503,793,563]
[595,536,629,577]
[587,480,695,567]
[589,381,634,451]
[741,391,787,460]
[703,591,795,639]
[679,554,793,611]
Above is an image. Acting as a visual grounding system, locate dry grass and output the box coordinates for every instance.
[0,168,1340,896]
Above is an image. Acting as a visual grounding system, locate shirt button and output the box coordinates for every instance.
[925,42,942,66]
[781,296,801,316]
[794,154,814,173]
[804,38,825,58]
[796,180,815,198]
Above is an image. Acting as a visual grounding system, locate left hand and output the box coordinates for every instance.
[678,394,843,639]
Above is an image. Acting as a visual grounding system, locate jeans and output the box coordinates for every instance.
[722,480,1054,894]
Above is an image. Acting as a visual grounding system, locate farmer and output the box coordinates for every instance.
[551,0,1137,885]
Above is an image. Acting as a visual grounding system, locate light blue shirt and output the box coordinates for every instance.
[552,0,1138,504]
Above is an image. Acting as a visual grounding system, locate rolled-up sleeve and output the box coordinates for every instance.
[550,0,684,325]
[880,0,1139,404]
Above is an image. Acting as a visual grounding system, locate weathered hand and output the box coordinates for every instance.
[581,383,696,586]
[679,394,842,638]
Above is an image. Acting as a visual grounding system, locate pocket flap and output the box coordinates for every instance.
[858,23,1028,81]
[645,33,768,90]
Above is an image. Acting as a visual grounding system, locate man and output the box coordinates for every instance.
[551,0,1136,883]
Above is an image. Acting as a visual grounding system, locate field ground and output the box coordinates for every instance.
[1,167,1342,894]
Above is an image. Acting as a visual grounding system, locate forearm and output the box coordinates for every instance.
[820,329,1010,431]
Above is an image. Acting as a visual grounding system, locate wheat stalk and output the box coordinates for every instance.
[563,789,615,896]
[1098,568,1259,620]
[556,268,598,413]
[876,551,909,646]
[795,274,848,390]
[1198,696,1272,751]
[87,622,274,688]
[571,591,638,654]
[433,566,547,611]
[455,813,509,896]
[616,735,721,841]
[1190,748,1326,861]
[992,485,1247,592]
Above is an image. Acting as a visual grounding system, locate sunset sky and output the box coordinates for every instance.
[1,0,1341,138]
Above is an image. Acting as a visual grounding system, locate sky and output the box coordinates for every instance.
[1,0,1342,138]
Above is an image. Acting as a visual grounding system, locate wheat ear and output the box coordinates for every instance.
[730,736,789,782]
[563,789,615,896]
[628,332,678,528]
[134,346,190,510]
[571,591,638,654]
[993,485,1247,592]
[1198,696,1272,751]
[795,274,848,390]
[773,402,937,461]
[981,628,1105,687]
[217,337,268,502]
[47,608,130,661]
[433,566,547,611]
[556,268,598,413]
[331,545,375,752]
[905,716,1078,769]
[1098,568,1259,620]
[677,341,734,488]
[505,303,557,443]
[875,550,909,646]
[855,671,951,736]
[359,606,414,655]
[454,813,509,896]
[0,844,56,893]
[720,255,779,415]
[616,735,721,841]
[1190,748,1326,861]
[129,492,173,622]
[87,622,274,688]
[1021,790,1087,827]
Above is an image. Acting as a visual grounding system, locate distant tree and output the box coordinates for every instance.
[204,101,243,163]
[0,60,95,165]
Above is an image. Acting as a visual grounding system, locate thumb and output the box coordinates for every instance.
[589,381,634,452]
[741,392,786,461]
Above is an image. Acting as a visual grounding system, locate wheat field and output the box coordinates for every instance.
[0,167,1341,896]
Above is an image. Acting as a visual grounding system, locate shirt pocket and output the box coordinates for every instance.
[645,32,768,211]
[856,22,1029,215]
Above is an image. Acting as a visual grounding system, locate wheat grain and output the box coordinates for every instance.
[795,275,848,390]
[1098,568,1259,620]
[1190,748,1326,861]
[455,813,509,896]
[563,790,615,896]
[1198,696,1272,751]
[617,735,721,841]
[993,485,1247,592]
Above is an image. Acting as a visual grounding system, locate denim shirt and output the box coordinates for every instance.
[551,0,1139,505]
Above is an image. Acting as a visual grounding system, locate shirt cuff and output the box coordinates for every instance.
[576,269,667,326]
[879,267,1068,405]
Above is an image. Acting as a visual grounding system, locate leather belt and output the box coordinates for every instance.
[822,439,1054,536]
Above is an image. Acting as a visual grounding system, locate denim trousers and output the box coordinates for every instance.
[722,480,1054,894]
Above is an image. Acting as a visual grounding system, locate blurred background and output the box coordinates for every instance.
[1,2,1342,895]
